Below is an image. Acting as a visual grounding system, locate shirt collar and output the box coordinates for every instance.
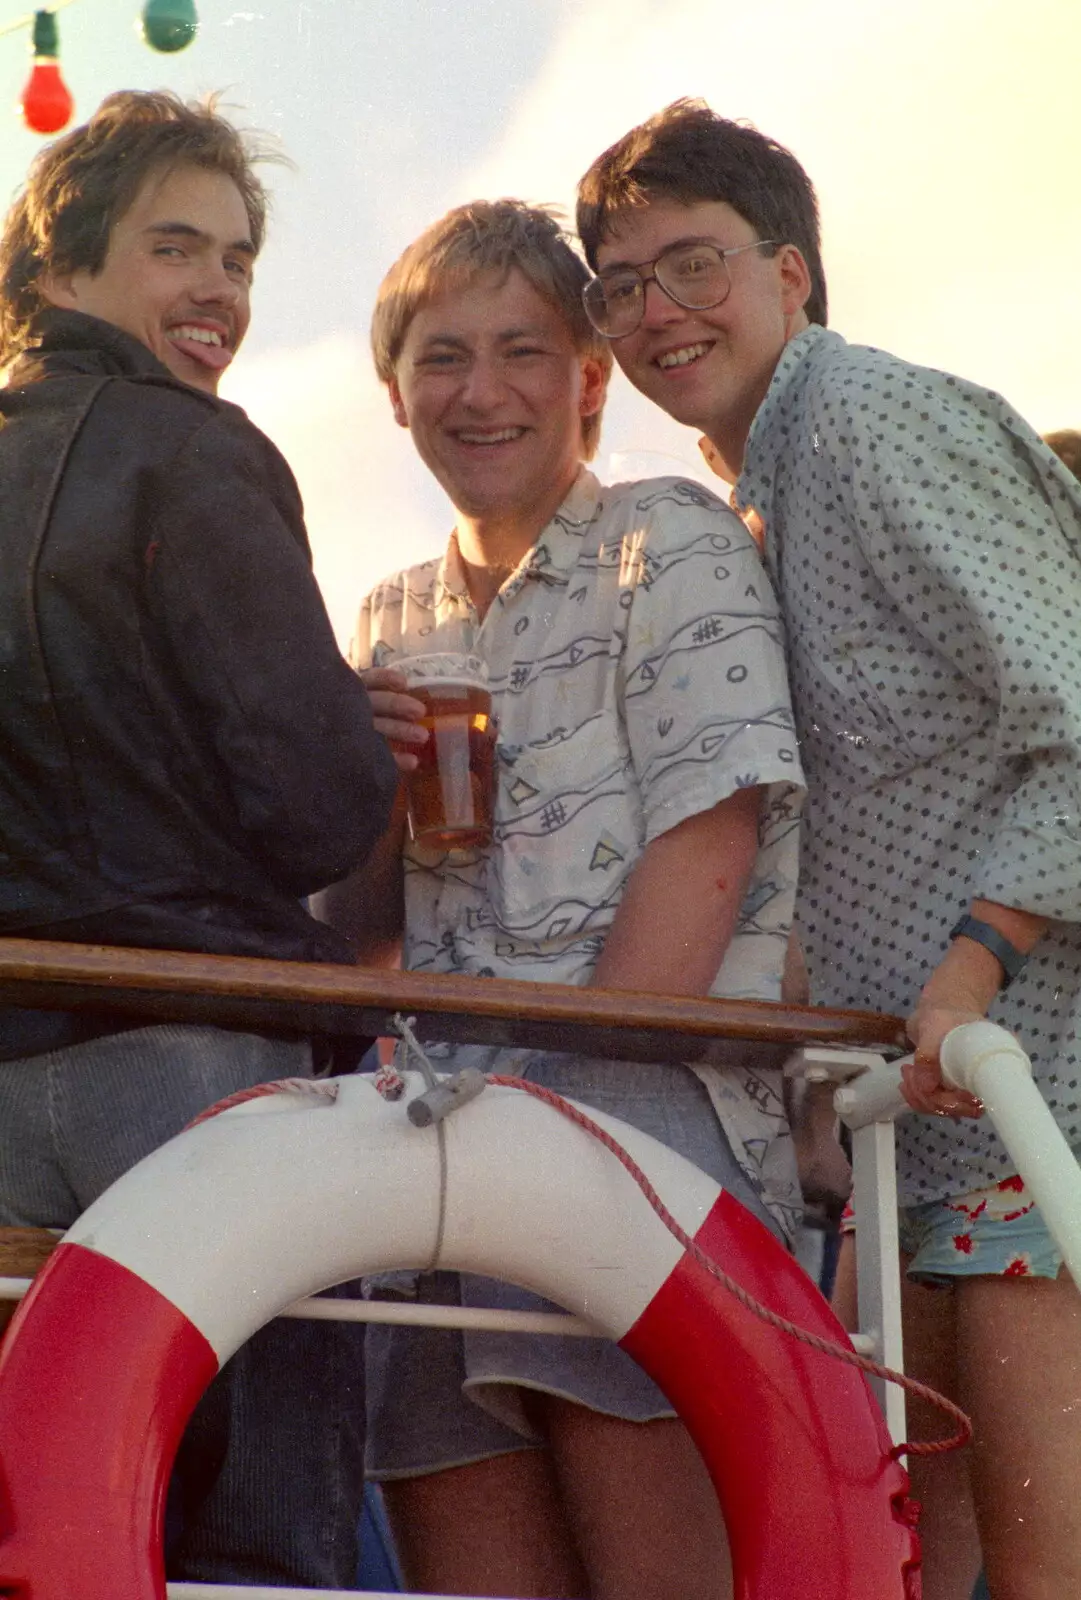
[521,467,602,586]
[696,325,837,515]
[738,325,838,514]
[436,466,602,608]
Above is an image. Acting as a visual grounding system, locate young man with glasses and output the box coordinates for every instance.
[577,99,1081,1600]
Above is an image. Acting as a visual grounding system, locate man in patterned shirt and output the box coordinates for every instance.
[321,198,804,1599]
[577,101,1081,1600]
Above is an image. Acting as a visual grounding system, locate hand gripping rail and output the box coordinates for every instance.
[836,1020,1081,1289]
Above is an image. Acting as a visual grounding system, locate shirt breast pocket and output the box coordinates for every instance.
[489,712,640,948]
[799,619,979,783]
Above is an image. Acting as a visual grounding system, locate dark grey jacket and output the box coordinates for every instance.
[0,311,397,1057]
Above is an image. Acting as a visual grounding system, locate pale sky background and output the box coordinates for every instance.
[2,0,1079,644]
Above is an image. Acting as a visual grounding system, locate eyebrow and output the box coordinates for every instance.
[142,221,257,258]
[598,235,722,274]
[418,324,551,349]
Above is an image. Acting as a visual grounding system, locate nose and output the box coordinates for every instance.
[639,272,684,330]
[190,258,242,308]
[459,356,506,411]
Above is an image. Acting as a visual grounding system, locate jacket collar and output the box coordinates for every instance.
[7,309,207,390]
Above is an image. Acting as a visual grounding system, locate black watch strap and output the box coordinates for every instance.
[949,915,1028,989]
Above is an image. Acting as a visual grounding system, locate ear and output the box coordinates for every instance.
[387,376,409,431]
[777,244,813,318]
[578,353,609,420]
[35,270,80,311]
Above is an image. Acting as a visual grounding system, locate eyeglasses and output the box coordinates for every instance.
[582,239,779,339]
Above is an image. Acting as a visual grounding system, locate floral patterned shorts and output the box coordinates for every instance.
[843,1170,1066,1286]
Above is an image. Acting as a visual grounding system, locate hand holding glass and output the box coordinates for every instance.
[389,653,496,850]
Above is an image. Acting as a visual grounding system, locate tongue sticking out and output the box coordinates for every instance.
[168,332,233,371]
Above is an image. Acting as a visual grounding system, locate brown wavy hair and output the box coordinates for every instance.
[1,90,275,366]
[1045,429,1081,483]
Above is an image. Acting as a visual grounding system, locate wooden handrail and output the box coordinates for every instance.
[0,937,907,1069]
[0,1228,59,1333]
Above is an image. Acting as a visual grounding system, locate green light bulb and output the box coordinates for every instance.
[140,0,198,53]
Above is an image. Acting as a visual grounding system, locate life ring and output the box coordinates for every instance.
[0,1073,919,1598]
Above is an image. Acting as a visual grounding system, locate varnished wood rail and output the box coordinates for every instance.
[0,937,907,1069]
[0,1229,59,1333]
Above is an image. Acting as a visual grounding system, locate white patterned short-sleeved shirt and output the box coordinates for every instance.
[353,469,805,1235]
[732,325,1081,1206]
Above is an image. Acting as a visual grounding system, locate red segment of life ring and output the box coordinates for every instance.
[622,1190,919,1598]
[0,1076,919,1599]
[0,1244,216,1597]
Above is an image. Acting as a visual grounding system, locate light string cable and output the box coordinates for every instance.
[0,1,78,43]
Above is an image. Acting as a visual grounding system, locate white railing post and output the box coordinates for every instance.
[788,1048,907,1443]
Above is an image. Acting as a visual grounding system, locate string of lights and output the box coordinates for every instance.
[2,1,199,134]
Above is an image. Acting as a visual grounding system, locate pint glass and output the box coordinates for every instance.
[397,653,496,849]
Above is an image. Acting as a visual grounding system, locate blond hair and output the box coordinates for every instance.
[371,199,611,460]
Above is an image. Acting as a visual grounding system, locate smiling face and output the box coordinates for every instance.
[389,267,607,542]
[38,163,254,394]
[594,197,810,479]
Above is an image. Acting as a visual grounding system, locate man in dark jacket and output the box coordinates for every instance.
[0,91,398,1587]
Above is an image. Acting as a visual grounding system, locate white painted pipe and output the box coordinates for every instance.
[940,1021,1081,1285]
[277,1298,596,1335]
[835,1023,1081,1286]
[834,1057,908,1128]
[1,1273,595,1336]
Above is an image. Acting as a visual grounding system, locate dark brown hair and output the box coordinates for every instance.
[576,99,827,328]
[1045,429,1081,483]
[371,198,612,460]
[1,90,274,365]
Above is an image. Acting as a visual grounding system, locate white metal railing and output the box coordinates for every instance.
[835,1020,1081,1287]
[0,1280,597,1336]
[1,1276,883,1353]
[829,1019,1081,1443]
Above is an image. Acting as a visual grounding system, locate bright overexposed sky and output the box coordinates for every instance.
[2,0,1079,643]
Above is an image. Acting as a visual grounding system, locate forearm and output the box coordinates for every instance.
[968,897,1048,957]
[905,897,1049,1115]
[312,788,407,966]
[590,787,761,997]
[921,897,1048,1011]
[781,929,811,1005]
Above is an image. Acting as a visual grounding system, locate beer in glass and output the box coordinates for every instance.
[397,653,496,849]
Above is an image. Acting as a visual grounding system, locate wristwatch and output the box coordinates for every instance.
[949,915,1028,989]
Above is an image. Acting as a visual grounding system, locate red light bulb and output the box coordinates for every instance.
[19,12,74,136]
[21,59,74,134]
